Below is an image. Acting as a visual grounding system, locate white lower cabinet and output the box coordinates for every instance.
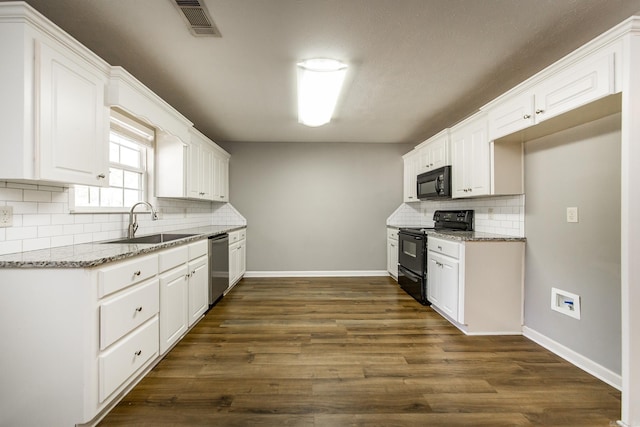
[188,253,209,326]
[94,253,162,416]
[229,229,247,288]
[427,236,524,335]
[387,227,399,279]
[98,317,159,402]
[158,240,208,355]
[427,251,460,321]
[0,238,215,425]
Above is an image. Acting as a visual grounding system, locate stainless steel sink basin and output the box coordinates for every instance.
[102,233,198,244]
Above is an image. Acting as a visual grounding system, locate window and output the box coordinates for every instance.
[73,111,154,212]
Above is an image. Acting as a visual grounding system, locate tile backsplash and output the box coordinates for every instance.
[0,181,246,255]
[387,195,525,237]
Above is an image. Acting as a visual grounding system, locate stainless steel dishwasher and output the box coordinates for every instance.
[208,233,229,305]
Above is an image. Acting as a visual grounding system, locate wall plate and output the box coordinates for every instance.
[0,206,13,227]
[551,287,581,320]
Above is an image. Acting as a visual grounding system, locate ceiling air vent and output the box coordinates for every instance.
[172,0,222,37]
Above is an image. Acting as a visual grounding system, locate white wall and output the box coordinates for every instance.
[221,141,410,273]
[0,180,244,255]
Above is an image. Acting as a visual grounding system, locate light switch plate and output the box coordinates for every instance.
[566,207,578,223]
[0,206,13,227]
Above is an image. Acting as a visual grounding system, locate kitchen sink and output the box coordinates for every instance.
[102,233,198,244]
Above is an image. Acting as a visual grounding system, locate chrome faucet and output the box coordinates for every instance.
[128,201,158,238]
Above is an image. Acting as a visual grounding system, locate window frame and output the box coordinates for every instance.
[70,112,154,214]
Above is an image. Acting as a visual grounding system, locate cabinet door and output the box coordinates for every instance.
[416,145,430,175]
[439,257,460,322]
[387,239,398,278]
[469,123,490,196]
[429,136,448,170]
[186,141,202,199]
[487,91,535,140]
[451,115,490,198]
[535,50,615,123]
[212,152,229,202]
[159,265,189,355]
[229,242,240,286]
[155,132,187,198]
[188,256,208,326]
[426,253,440,305]
[37,39,108,185]
[403,153,418,203]
[201,145,214,200]
[238,241,246,277]
[450,132,468,198]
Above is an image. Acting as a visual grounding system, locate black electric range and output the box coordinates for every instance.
[396,210,474,305]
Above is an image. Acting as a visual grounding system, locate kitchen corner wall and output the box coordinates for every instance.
[0,181,245,256]
[387,195,525,236]
[524,112,621,375]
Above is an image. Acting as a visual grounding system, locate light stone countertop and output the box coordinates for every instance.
[0,225,246,269]
[425,230,526,242]
[387,225,526,242]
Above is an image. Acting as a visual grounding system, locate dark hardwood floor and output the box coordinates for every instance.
[99,277,621,426]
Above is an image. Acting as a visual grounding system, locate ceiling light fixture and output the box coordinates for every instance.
[297,59,348,127]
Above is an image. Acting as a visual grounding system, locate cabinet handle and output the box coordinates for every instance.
[135,306,143,312]
[185,274,191,279]
[535,109,545,115]
[523,114,531,119]
[133,270,141,276]
[134,350,142,356]
[192,270,196,275]
[437,246,443,250]
[97,173,106,179]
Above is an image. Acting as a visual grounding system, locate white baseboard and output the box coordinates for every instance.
[244,270,389,278]
[523,326,622,390]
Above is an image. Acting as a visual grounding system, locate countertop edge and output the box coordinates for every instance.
[0,225,246,269]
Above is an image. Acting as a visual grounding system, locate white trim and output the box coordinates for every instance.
[244,270,389,278]
[523,326,622,390]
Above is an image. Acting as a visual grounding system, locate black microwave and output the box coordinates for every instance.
[416,166,452,200]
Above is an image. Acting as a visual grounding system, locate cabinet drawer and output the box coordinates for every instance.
[158,245,188,273]
[98,254,158,298]
[100,279,159,350]
[99,316,159,402]
[238,229,246,241]
[229,230,240,244]
[428,237,460,259]
[387,228,399,241]
[188,239,208,260]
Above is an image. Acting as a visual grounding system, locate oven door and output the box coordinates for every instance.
[398,231,425,276]
[397,265,429,305]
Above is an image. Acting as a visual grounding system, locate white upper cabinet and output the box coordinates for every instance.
[487,41,621,141]
[211,146,230,202]
[0,3,110,186]
[402,151,419,203]
[187,129,214,200]
[156,127,230,202]
[415,129,450,175]
[451,113,491,198]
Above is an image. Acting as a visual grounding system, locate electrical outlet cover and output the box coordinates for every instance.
[0,206,13,227]
[566,207,578,223]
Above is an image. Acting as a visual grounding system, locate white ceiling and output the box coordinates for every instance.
[12,0,640,144]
